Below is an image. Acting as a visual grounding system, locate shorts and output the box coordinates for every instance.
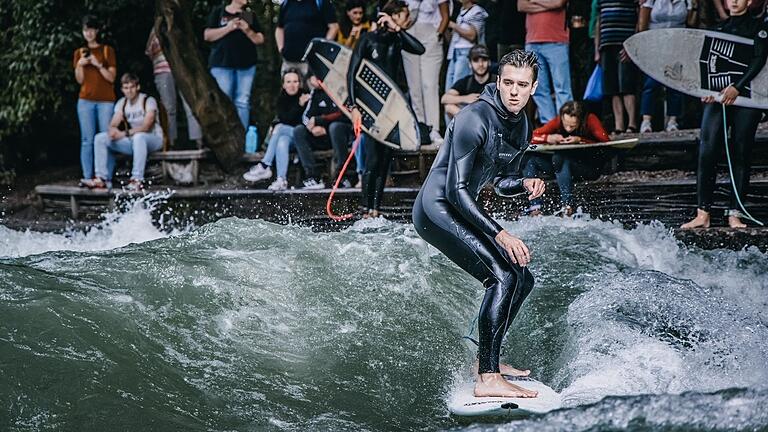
[601,45,638,96]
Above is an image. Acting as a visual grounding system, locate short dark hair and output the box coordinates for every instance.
[120,72,140,86]
[381,0,408,15]
[346,0,367,11]
[498,50,539,82]
[82,15,100,29]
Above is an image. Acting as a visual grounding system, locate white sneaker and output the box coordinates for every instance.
[267,177,288,191]
[665,120,679,132]
[302,177,325,190]
[640,119,653,133]
[243,163,272,182]
[429,130,444,145]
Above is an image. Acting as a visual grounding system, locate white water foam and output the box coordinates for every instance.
[0,192,183,259]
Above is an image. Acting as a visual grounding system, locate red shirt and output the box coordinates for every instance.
[525,8,569,44]
[532,113,610,144]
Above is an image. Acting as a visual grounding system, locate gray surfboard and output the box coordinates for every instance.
[302,38,421,151]
[624,28,768,109]
[527,138,638,152]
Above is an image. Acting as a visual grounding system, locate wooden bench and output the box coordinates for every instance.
[241,149,336,183]
[149,149,210,185]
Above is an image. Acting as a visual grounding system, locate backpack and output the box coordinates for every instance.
[120,94,170,150]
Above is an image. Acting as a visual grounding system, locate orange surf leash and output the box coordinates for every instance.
[326,118,362,221]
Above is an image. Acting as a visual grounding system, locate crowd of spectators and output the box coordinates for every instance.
[71,0,767,217]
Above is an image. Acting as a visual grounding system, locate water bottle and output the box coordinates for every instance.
[245,125,258,153]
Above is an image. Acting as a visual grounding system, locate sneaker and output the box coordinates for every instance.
[243,163,273,182]
[302,177,325,190]
[80,177,108,189]
[665,120,679,132]
[340,178,353,189]
[125,179,144,192]
[429,130,444,145]
[267,177,288,191]
[640,119,653,133]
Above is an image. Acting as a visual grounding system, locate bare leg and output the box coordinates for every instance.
[681,208,711,229]
[474,360,530,377]
[612,95,625,131]
[474,373,538,398]
[623,94,637,130]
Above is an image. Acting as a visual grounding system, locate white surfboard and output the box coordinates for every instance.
[624,28,768,109]
[302,38,421,151]
[448,375,562,417]
[527,138,638,153]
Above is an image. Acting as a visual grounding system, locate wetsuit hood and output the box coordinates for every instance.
[479,83,524,125]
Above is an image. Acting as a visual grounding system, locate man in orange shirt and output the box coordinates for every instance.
[518,0,573,124]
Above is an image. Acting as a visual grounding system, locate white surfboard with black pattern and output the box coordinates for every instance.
[624,28,768,109]
[302,38,421,151]
[448,375,562,417]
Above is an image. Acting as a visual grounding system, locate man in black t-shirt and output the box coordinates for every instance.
[441,45,497,120]
[203,1,265,128]
[275,0,339,76]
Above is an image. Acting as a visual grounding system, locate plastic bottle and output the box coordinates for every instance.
[245,125,259,153]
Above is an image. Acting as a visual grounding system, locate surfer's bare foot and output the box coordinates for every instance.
[728,215,747,228]
[473,361,530,377]
[474,373,538,398]
[681,209,710,229]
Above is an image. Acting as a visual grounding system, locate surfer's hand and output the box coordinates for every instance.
[523,178,545,200]
[495,230,531,266]
[720,85,738,105]
[546,134,564,144]
[701,95,716,104]
[377,13,400,32]
[619,48,631,63]
[351,107,362,127]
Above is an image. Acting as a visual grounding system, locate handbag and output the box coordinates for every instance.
[583,64,603,102]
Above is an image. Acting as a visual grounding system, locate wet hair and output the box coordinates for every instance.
[497,50,539,83]
[82,15,100,30]
[381,0,408,16]
[558,101,587,137]
[120,72,140,86]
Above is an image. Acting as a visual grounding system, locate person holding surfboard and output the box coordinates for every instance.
[525,101,610,216]
[681,0,768,229]
[349,0,426,217]
[412,50,546,398]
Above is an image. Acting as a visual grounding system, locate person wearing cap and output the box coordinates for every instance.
[441,45,497,120]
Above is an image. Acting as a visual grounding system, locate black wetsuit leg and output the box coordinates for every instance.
[413,196,535,374]
[727,106,762,210]
[697,104,762,211]
[361,138,393,211]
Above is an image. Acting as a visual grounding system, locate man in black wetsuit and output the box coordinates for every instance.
[681,0,768,229]
[413,50,546,398]
[349,0,425,217]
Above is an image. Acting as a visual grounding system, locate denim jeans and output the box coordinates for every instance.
[640,76,683,117]
[210,65,256,128]
[524,43,573,123]
[94,132,163,181]
[77,99,114,179]
[261,123,295,179]
[445,47,472,92]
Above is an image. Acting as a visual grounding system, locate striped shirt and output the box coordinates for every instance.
[598,0,637,49]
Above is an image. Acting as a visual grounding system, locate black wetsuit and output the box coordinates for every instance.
[412,83,534,374]
[697,14,768,213]
[348,28,425,211]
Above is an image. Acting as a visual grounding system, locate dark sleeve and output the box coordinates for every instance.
[445,109,505,238]
[451,76,468,93]
[321,0,338,24]
[733,20,768,94]
[206,6,221,29]
[316,110,343,126]
[399,30,426,55]
[277,3,287,28]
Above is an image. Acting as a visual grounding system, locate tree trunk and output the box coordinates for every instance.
[154,0,242,172]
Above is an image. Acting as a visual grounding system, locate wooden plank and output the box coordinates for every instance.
[148,149,210,161]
